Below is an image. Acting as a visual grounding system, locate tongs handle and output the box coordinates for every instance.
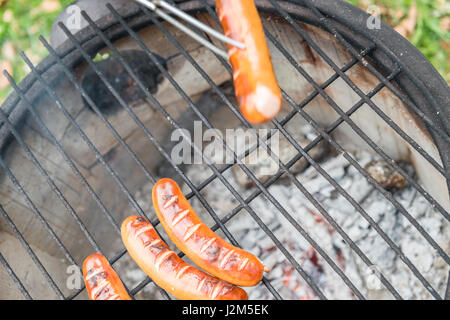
[134,0,245,59]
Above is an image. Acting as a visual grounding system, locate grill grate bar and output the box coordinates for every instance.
[0,250,32,300]
[297,0,450,140]
[56,22,160,220]
[129,277,174,299]
[446,271,450,300]
[0,155,78,267]
[17,52,122,236]
[38,37,159,191]
[266,1,450,221]
[142,7,367,299]
[0,81,102,255]
[0,204,65,299]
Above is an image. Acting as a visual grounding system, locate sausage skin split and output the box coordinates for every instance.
[152,178,266,287]
[217,0,282,124]
[83,253,131,300]
[121,215,248,300]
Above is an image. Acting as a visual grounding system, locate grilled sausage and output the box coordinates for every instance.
[217,0,282,124]
[83,253,131,300]
[152,178,267,287]
[121,215,248,300]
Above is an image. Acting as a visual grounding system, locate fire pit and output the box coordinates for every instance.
[0,0,448,300]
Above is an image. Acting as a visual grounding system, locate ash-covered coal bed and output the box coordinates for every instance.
[123,126,449,300]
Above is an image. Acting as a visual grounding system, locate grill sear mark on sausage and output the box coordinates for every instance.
[211,281,225,299]
[85,269,106,281]
[175,265,191,279]
[196,277,207,292]
[134,225,154,238]
[163,195,178,209]
[144,239,162,248]
[183,223,201,242]
[155,251,176,272]
[200,238,216,254]
[219,249,235,269]
[238,257,249,271]
[171,209,190,227]
[91,277,110,299]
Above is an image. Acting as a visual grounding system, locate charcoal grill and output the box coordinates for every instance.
[0,0,449,300]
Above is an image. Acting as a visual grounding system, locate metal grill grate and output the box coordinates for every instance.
[0,0,448,300]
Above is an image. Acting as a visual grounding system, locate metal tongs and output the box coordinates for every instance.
[134,0,245,59]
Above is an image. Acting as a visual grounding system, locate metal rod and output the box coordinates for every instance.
[0,204,65,299]
[0,251,32,300]
[1,72,103,255]
[151,0,244,49]
[446,270,450,300]
[134,0,243,59]
[0,155,78,268]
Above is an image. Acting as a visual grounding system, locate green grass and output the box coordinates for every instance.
[0,0,73,103]
[0,0,448,104]
[346,0,449,82]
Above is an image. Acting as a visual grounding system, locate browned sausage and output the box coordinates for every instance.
[83,253,131,300]
[152,178,267,287]
[121,215,248,300]
[217,0,282,124]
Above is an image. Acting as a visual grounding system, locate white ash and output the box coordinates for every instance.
[128,147,448,300]
[231,125,329,188]
[180,150,448,300]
